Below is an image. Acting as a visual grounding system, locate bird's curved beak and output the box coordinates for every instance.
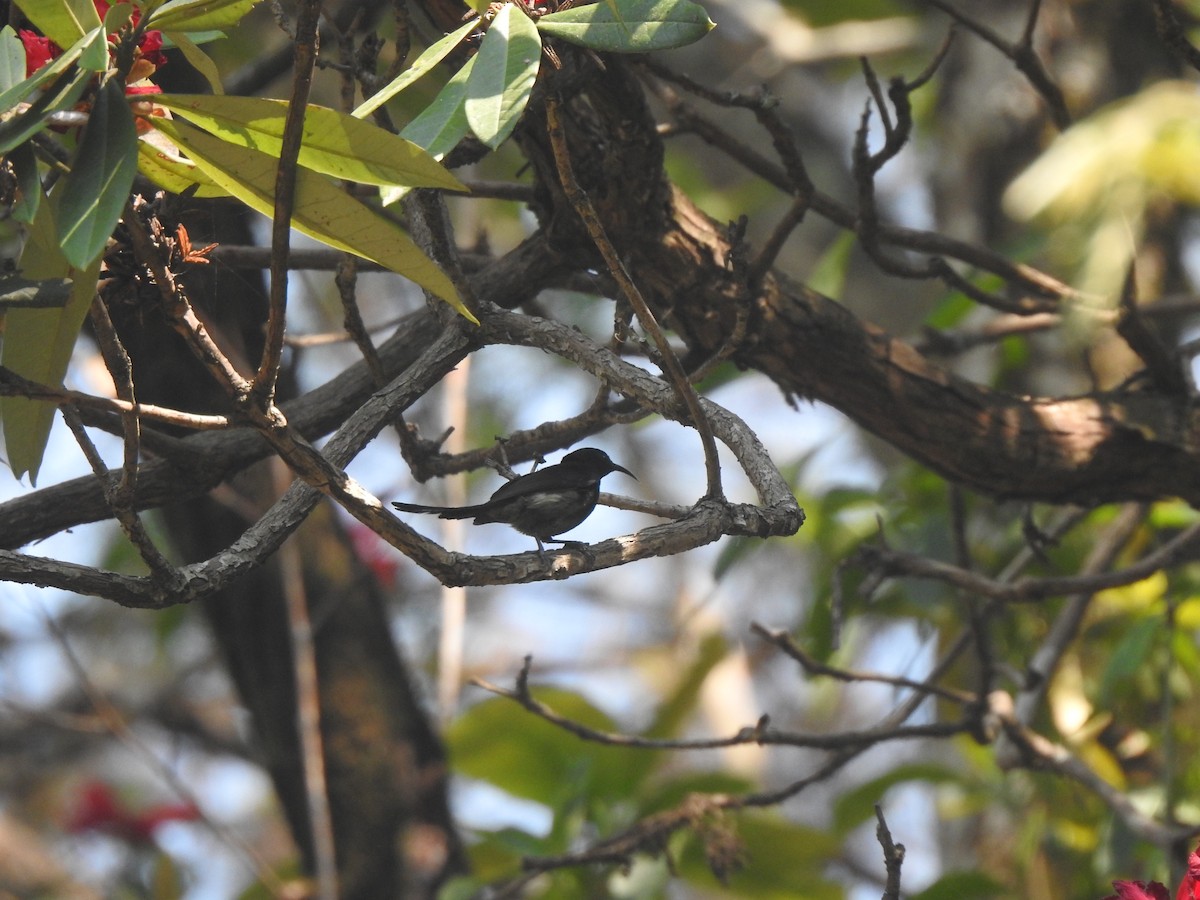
[613,463,635,480]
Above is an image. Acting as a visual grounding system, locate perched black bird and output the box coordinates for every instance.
[392,448,635,553]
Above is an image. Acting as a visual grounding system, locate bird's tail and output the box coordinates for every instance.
[392,500,488,520]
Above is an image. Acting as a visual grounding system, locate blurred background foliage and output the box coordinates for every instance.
[5,0,1200,898]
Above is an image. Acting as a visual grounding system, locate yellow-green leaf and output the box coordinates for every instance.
[13,0,100,48]
[1,200,100,484]
[147,0,261,32]
[148,116,474,320]
[136,131,227,197]
[154,94,467,192]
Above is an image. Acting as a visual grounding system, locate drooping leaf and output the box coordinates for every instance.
[537,0,715,52]
[154,94,467,191]
[13,0,100,48]
[1,201,100,484]
[146,0,261,32]
[0,26,26,94]
[352,18,478,119]
[0,274,73,308]
[162,30,223,93]
[465,3,541,148]
[56,79,138,268]
[147,116,473,319]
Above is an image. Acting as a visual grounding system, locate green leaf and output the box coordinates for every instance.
[831,762,960,834]
[148,116,474,320]
[1,201,100,484]
[0,26,26,95]
[465,3,541,149]
[13,0,101,48]
[147,0,262,32]
[136,132,227,198]
[537,0,715,53]
[808,231,855,300]
[162,30,224,94]
[909,870,1006,900]
[0,274,73,308]
[55,79,138,268]
[352,18,478,119]
[154,94,467,191]
[399,54,475,159]
[448,689,649,808]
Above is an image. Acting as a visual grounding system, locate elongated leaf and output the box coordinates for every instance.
[136,132,227,197]
[353,18,478,119]
[399,54,475,158]
[1,201,100,484]
[537,0,715,52]
[163,30,224,94]
[465,4,541,148]
[154,94,466,191]
[147,0,261,32]
[56,80,138,268]
[148,116,474,320]
[0,26,25,94]
[385,56,475,205]
[0,24,100,115]
[13,0,100,48]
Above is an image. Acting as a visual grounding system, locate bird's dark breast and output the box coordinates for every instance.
[474,487,601,539]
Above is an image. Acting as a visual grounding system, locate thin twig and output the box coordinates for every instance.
[545,96,724,499]
[256,0,323,407]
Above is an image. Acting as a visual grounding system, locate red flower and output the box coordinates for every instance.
[18,31,60,76]
[1179,845,1200,900]
[67,781,199,845]
[1105,881,1170,900]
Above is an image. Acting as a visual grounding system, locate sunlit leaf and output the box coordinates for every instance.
[147,0,261,32]
[154,94,467,191]
[465,3,541,148]
[1,201,100,483]
[13,0,100,48]
[136,131,227,197]
[147,116,473,319]
[537,0,715,52]
[56,80,138,268]
[353,18,478,119]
